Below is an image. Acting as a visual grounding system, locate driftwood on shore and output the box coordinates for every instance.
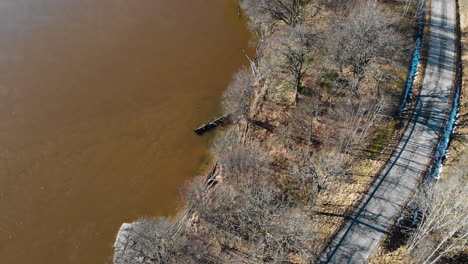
[194,111,238,135]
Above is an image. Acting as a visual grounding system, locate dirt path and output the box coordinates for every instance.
[320,0,457,262]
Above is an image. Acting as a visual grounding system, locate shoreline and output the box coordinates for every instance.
[112,1,429,263]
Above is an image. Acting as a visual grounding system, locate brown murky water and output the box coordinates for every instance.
[0,0,251,263]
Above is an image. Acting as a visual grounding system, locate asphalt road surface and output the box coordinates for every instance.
[320,0,457,263]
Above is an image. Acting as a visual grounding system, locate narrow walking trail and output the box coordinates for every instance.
[320,0,457,262]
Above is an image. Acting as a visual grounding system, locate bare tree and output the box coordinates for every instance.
[114,218,189,264]
[262,0,310,26]
[337,98,388,155]
[222,68,274,131]
[406,166,468,264]
[223,67,254,117]
[239,0,273,32]
[288,149,323,203]
[274,26,317,102]
[329,2,399,92]
[240,0,314,27]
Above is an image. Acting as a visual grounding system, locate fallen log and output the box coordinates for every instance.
[194,111,237,135]
[203,162,219,190]
[247,118,274,132]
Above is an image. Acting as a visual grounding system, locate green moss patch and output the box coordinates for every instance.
[366,121,398,159]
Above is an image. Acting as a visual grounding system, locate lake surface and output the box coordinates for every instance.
[0,0,251,263]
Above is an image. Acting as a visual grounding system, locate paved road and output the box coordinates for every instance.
[320,0,457,263]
